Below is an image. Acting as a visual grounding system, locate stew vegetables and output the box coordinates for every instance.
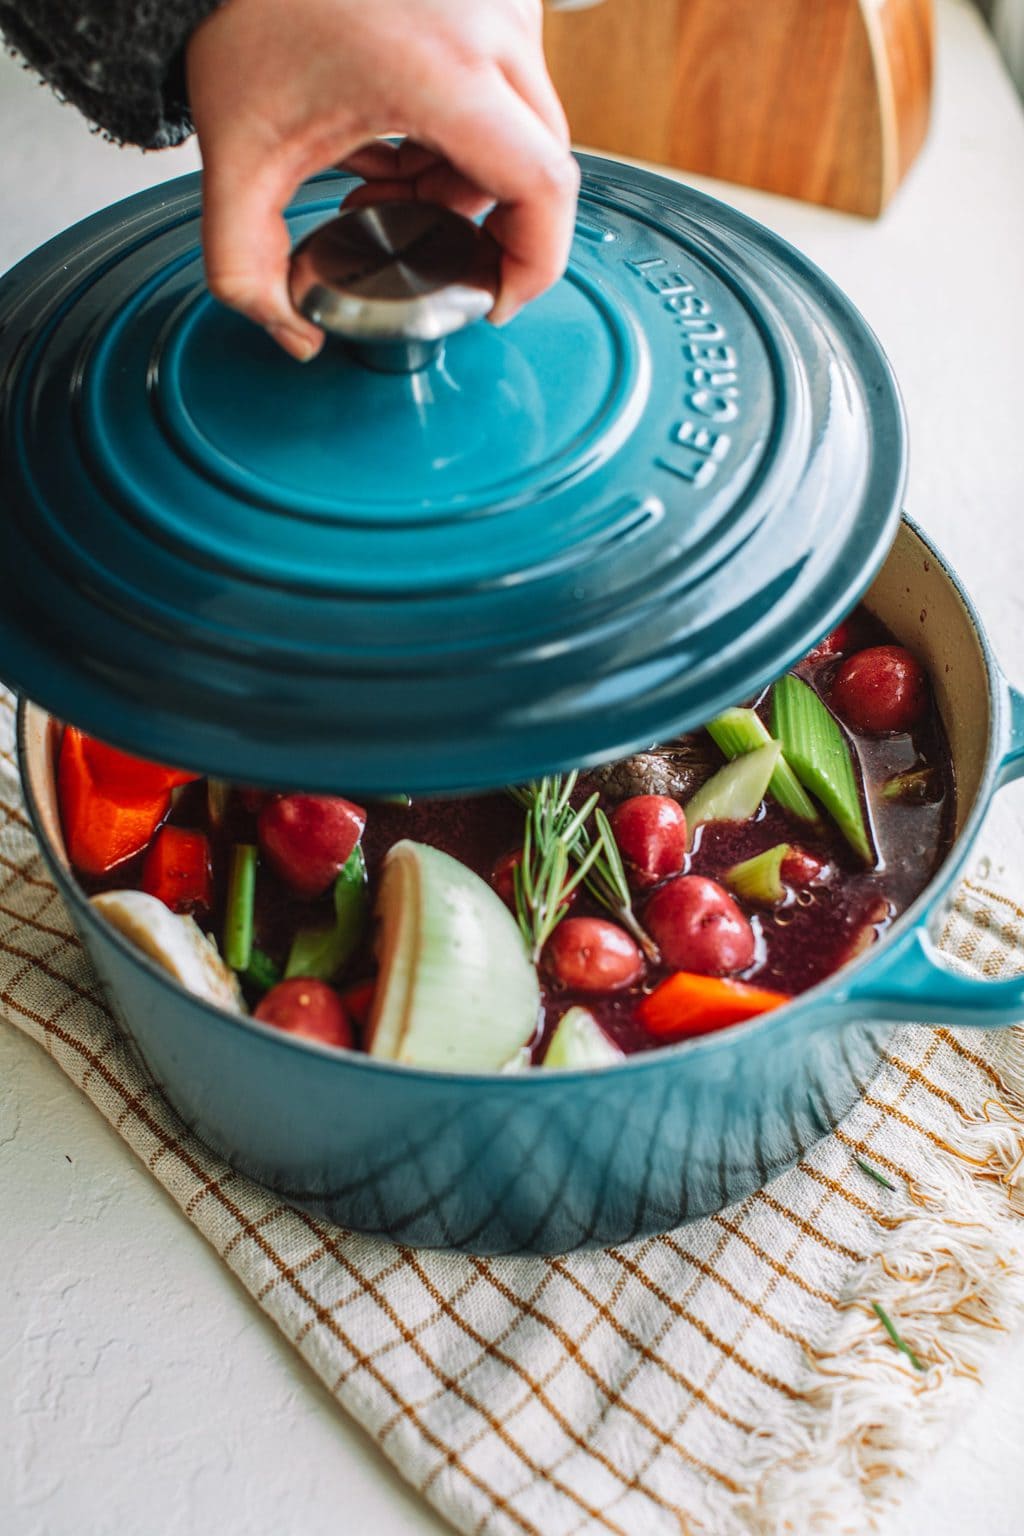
[65,609,955,1071]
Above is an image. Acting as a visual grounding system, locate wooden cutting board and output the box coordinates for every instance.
[544,0,934,216]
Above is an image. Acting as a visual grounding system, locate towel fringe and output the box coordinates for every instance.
[729,1019,1024,1535]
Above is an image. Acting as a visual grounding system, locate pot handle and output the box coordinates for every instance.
[846,925,1024,1027]
[997,681,1024,788]
[846,680,1024,1028]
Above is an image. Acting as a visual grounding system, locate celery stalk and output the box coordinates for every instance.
[725,843,791,906]
[771,676,874,863]
[244,947,281,994]
[223,843,258,971]
[684,741,781,843]
[207,779,232,830]
[285,846,368,981]
[882,767,937,804]
[706,708,819,823]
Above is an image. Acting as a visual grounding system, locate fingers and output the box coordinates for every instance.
[402,161,495,218]
[419,72,579,323]
[339,139,436,181]
[342,173,493,221]
[200,147,326,361]
[339,140,494,220]
[200,54,576,354]
[499,56,571,149]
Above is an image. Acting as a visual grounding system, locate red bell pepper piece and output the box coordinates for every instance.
[637,971,791,1041]
[83,737,200,799]
[58,727,171,878]
[141,826,213,915]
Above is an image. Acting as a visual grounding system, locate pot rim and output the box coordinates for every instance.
[14,513,1013,1085]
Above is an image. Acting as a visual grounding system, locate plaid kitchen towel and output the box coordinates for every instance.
[3,683,1024,1536]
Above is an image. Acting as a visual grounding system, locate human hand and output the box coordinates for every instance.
[186,0,578,360]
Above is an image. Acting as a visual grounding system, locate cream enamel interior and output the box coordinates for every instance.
[20,519,993,899]
[861,522,990,834]
[23,712,67,869]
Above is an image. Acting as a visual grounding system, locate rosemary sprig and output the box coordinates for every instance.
[574,807,660,963]
[507,777,659,963]
[855,1157,896,1192]
[509,774,604,961]
[872,1302,926,1372]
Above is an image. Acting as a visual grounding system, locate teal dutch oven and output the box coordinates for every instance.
[3,158,1024,1252]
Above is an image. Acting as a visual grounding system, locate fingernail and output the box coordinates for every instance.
[268,324,321,362]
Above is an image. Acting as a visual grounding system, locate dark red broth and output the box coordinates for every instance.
[79,605,955,1059]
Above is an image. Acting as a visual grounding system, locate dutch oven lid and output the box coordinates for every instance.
[0,156,905,795]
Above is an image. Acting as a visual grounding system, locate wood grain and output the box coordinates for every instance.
[544,0,935,217]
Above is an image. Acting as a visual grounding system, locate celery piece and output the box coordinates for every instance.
[684,741,781,843]
[771,675,874,864]
[725,843,791,906]
[882,767,937,804]
[207,779,232,830]
[243,947,281,994]
[706,707,820,823]
[223,844,258,972]
[285,846,368,982]
[542,1007,624,1069]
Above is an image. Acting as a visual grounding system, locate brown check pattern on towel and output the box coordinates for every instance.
[3,685,1024,1536]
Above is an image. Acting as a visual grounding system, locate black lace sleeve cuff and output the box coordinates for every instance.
[0,1,224,149]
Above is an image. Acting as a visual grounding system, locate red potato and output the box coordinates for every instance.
[254,978,354,1049]
[544,917,644,993]
[781,847,828,887]
[491,848,523,909]
[804,619,854,664]
[491,849,576,913]
[830,645,928,735]
[644,875,755,976]
[610,795,688,887]
[339,979,376,1030]
[258,793,366,897]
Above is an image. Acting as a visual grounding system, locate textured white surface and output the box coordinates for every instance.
[1,1,1023,1531]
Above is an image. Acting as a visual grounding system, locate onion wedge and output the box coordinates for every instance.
[91,890,243,1011]
[367,841,540,1071]
[542,1007,624,1069]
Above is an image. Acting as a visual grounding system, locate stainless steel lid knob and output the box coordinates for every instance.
[288,201,502,374]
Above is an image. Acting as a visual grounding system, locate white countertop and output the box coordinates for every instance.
[2,2,1024,1531]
